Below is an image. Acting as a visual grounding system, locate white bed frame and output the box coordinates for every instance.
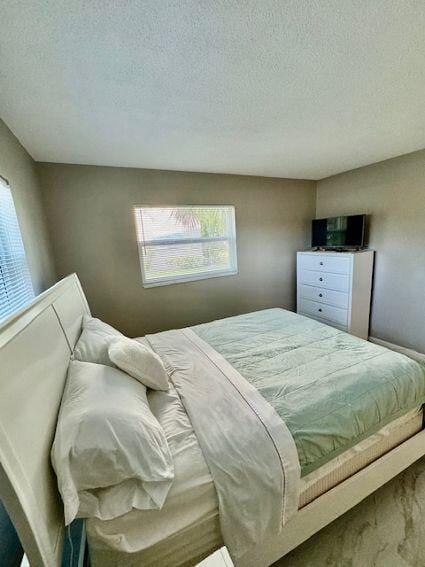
[0,274,89,567]
[0,274,424,567]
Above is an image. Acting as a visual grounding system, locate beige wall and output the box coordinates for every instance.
[0,120,56,294]
[317,149,425,352]
[39,163,315,336]
[6,123,423,350]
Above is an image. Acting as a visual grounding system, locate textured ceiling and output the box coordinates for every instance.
[1,1,425,180]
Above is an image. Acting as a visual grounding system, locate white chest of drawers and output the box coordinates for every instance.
[297,250,374,339]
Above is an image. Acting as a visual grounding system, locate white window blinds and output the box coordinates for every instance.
[134,206,238,287]
[0,177,34,322]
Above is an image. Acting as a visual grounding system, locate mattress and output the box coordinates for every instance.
[192,309,425,475]
[299,405,423,507]
[87,376,423,567]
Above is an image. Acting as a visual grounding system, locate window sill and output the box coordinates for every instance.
[142,269,238,288]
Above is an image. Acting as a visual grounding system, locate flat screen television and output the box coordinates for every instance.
[312,214,366,249]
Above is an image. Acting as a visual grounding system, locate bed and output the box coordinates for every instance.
[0,274,424,567]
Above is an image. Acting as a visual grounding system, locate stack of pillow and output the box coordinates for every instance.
[51,315,173,525]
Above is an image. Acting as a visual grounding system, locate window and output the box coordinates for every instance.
[134,206,238,287]
[0,177,34,322]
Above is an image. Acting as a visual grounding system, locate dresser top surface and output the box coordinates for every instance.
[298,249,374,257]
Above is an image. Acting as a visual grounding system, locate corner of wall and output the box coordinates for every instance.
[34,161,59,287]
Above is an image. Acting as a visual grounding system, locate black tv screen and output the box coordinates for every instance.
[312,215,366,249]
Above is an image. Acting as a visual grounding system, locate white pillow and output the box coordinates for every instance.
[73,315,122,366]
[51,361,174,524]
[108,337,169,391]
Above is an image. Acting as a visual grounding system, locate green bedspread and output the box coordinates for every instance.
[192,308,425,476]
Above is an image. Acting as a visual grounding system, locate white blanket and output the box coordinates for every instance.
[147,328,300,565]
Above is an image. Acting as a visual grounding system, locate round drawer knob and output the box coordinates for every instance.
[319,293,323,297]
[319,277,323,282]
[318,308,322,312]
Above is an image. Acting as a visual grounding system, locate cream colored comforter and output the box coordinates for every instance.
[147,328,300,564]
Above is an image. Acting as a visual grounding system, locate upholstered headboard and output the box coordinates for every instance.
[0,274,90,567]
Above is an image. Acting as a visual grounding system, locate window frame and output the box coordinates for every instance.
[134,205,238,288]
[0,175,34,322]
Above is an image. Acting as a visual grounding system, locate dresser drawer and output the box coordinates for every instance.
[298,298,349,326]
[298,270,350,293]
[298,284,349,309]
[298,254,350,274]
